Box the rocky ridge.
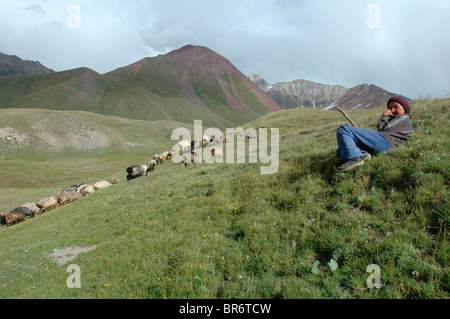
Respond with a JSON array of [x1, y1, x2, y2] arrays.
[[0, 52, 55, 76], [250, 74, 395, 110]]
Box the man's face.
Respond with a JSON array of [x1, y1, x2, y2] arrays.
[[388, 101, 406, 116]]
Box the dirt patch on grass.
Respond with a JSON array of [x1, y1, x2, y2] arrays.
[[29, 113, 112, 152], [46, 245, 98, 266], [0, 127, 29, 151], [1, 113, 112, 153]]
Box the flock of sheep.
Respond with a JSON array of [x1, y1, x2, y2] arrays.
[[0, 179, 117, 227], [126, 134, 226, 180], [1, 134, 225, 228]]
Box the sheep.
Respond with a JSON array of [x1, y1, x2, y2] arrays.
[[56, 186, 78, 205], [191, 139, 202, 150], [159, 153, 167, 164], [146, 160, 156, 172], [171, 140, 191, 158], [126, 165, 147, 181], [79, 185, 95, 196], [183, 151, 199, 168], [219, 134, 228, 143], [153, 154, 161, 164], [202, 135, 210, 147], [67, 191, 83, 203], [18, 207, 35, 218], [37, 196, 58, 213], [111, 177, 120, 184], [21, 202, 41, 214], [1, 207, 33, 226], [76, 183, 88, 192], [93, 181, 112, 189], [211, 145, 224, 161]]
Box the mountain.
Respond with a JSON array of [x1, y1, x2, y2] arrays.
[[326, 83, 394, 111], [0, 67, 108, 113], [0, 46, 282, 128], [268, 78, 347, 109], [249, 74, 394, 111], [248, 74, 272, 91], [0, 52, 55, 76], [103, 45, 282, 127]]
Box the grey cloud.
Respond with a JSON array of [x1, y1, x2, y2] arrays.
[[19, 3, 46, 14], [1, 0, 449, 98]]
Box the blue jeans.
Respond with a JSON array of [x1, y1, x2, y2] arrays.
[[336, 125, 391, 160]]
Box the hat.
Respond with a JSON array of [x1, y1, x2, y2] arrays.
[[387, 95, 410, 113]]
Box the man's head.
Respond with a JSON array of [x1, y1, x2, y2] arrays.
[[387, 95, 410, 114]]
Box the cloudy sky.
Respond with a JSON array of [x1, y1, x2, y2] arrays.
[[1, 0, 449, 99]]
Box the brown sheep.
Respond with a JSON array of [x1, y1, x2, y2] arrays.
[[67, 192, 83, 203], [1, 207, 32, 226], [56, 186, 78, 205], [37, 196, 58, 213]]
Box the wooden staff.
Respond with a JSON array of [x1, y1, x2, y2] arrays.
[[336, 106, 358, 127]]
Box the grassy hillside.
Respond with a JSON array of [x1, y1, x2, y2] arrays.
[[0, 108, 192, 213], [0, 99, 448, 299], [0, 68, 108, 112]]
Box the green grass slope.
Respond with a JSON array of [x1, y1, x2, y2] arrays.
[[0, 108, 192, 213], [0, 68, 108, 112], [0, 99, 448, 299]]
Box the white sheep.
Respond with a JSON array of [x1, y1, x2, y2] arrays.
[[211, 145, 224, 161], [78, 184, 95, 196], [202, 135, 210, 147], [147, 160, 157, 172], [171, 140, 191, 158], [93, 181, 112, 190], [21, 202, 41, 214], [37, 196, 58, 213], [153, 154, 161, 164]]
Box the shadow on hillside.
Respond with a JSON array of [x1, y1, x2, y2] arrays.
[[282, 150, 340, 185], [308, 152, 340, 183]]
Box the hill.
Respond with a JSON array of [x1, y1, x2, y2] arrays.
[[0, 52, 54, 76], [0, 108, 191, 212], [0, 98, 448, 299], [0, 46, 282, 129], [249, 74, 394, 110]]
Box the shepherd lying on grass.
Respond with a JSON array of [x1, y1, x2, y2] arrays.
[[336, 95, 414, 171]]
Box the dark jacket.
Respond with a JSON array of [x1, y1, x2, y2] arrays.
[[376, 114, 414, 148]]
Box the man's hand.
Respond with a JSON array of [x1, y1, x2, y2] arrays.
[[383, 109, 394, 117]]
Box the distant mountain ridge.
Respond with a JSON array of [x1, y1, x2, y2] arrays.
[[0, 46, 282, 128], [249, 74, 395, 111], [329, 83, 395, 111], [0, 52, 55, 76]]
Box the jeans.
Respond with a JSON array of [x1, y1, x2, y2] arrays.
[[336, 125, 391, 160]]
